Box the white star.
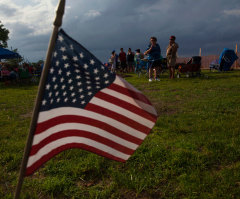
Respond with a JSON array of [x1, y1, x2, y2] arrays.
[[87, 86, 91, 90], [42, 99, 47, 105], [50, 99, 54, 104], [79, 88, 83, 92], [85, 72, 90, 75], [57, 98, 60, 102], [64, 98, 68, 102], [76, 75, 81, 79], [80, 95, 84, 99], [95, 77, 100, 81], [72, 98, 77, 103], [105, 80, 109, 84], [70, 86, 74, 90], [96, 86, 100, 89], [74, 64, 78, 67], [58, 69, 62, 75], [48, 92, 52, 97], [66, 71, 71, 76], [50, 68, 54, 74], [75, 69, 80, 73], [54, 84, 58, 89], [96, 82, 100, 85], [101, 66, 104, 70], [70, 45, 74, 50], [60, 77, 64, 82], [58, 35, 64, 42], [79, 52, 84, 58], [53, 51, 57, 57], [104, 73, 109, 78], [61, 85, 66, 90], [88, 92, 92, 96], [86, 76, 90, 79], [71, 93, 75, 97], [60, 47, 66, 52], [55, 91, 59, 96], [64, 63, 70, 68], [68, 79, 73, 84], [63, 91, 67, 96], [52, 76, 57, 82], [90, 59, 95, 65], [86, 81, 91, 84], [83, 64, 88, 69], [73, 56, 78, 61], [62, 55, 68, 60], [81, 100, 85, 104], [56, 61, 59, 66], [46, 84, 50, 90], [77, 82, 82, 86], [94, 68, 99, 74]]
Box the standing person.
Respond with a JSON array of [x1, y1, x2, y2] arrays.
[[110, 50, 117, 73], [144, 36, 161, 82], [127, 48, 135, 72], [119, 48, 127, 73], [166, 35, 179, 79], [134, 49, 144, 73]]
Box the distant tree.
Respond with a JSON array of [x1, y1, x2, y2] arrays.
[[0, 21, 9, 48]]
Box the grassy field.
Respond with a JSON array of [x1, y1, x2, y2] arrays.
[[1, 71, 240, 199]]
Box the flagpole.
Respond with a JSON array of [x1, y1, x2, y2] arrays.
[[14, 1, 66, 198]]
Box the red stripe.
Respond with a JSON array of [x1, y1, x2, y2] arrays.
[[94, 92, 157, 122], [35, 115, 143, 145], [25, 143, 126, 176], [108, 83, 152, 105], [86, 103, 151, 134], [30, 130, 134, 156]]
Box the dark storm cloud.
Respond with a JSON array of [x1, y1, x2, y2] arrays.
[[61, 0, 240, 61], [4, 0, 240, 62]]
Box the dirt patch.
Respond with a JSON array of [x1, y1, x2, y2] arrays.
[[20, 111, 32, 118], [152, 101, 178, 116]]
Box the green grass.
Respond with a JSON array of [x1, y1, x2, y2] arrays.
[[1, 71, 240, 199]]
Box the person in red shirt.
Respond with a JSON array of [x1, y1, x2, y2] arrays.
[[119, 48, 127, 73]]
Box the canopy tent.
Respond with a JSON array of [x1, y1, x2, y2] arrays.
[[0, 47, 21, 59]]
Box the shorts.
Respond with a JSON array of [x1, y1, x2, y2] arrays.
[[148, 59, 161, 69], [167, 56, 177, 67], [120, 61, 127, 69]]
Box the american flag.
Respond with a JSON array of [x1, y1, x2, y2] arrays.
[[25, 29, 157, 176]]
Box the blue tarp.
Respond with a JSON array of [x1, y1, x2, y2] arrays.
[[219, 48, 238, 71], [0, 47, 20, 59]]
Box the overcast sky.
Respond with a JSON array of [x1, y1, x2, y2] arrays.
[[0, 0, 240, 62]]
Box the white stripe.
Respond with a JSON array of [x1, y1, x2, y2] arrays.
[[114, 75, 141, 94], [100, 88, 157, 116], [38, 107, 147, 139], [90, 97, 155, 128], [33, 123, 138, 150], [27, 137, 130, 168]]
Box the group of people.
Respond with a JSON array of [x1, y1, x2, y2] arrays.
[[110, 35, 179, 81], [0, 62, 41, 84]]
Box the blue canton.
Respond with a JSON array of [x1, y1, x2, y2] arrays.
[[40, 29, 116, 111]]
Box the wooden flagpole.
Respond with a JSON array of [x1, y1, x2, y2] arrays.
[[14, 0, 66, 198]]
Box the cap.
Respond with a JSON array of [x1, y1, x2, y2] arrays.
[[170, 35, 176, 41]]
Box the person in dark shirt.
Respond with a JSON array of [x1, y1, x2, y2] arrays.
[[127, 48, 135, 72], [119, 48, 127, 73], [144, 37, 161, 81]]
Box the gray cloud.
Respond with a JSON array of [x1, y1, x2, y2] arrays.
[[0, 4, 18, 17], [4, 0, 240, 62]]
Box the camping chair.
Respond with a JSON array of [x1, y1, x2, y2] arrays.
[[209, 48, 238, 72]]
